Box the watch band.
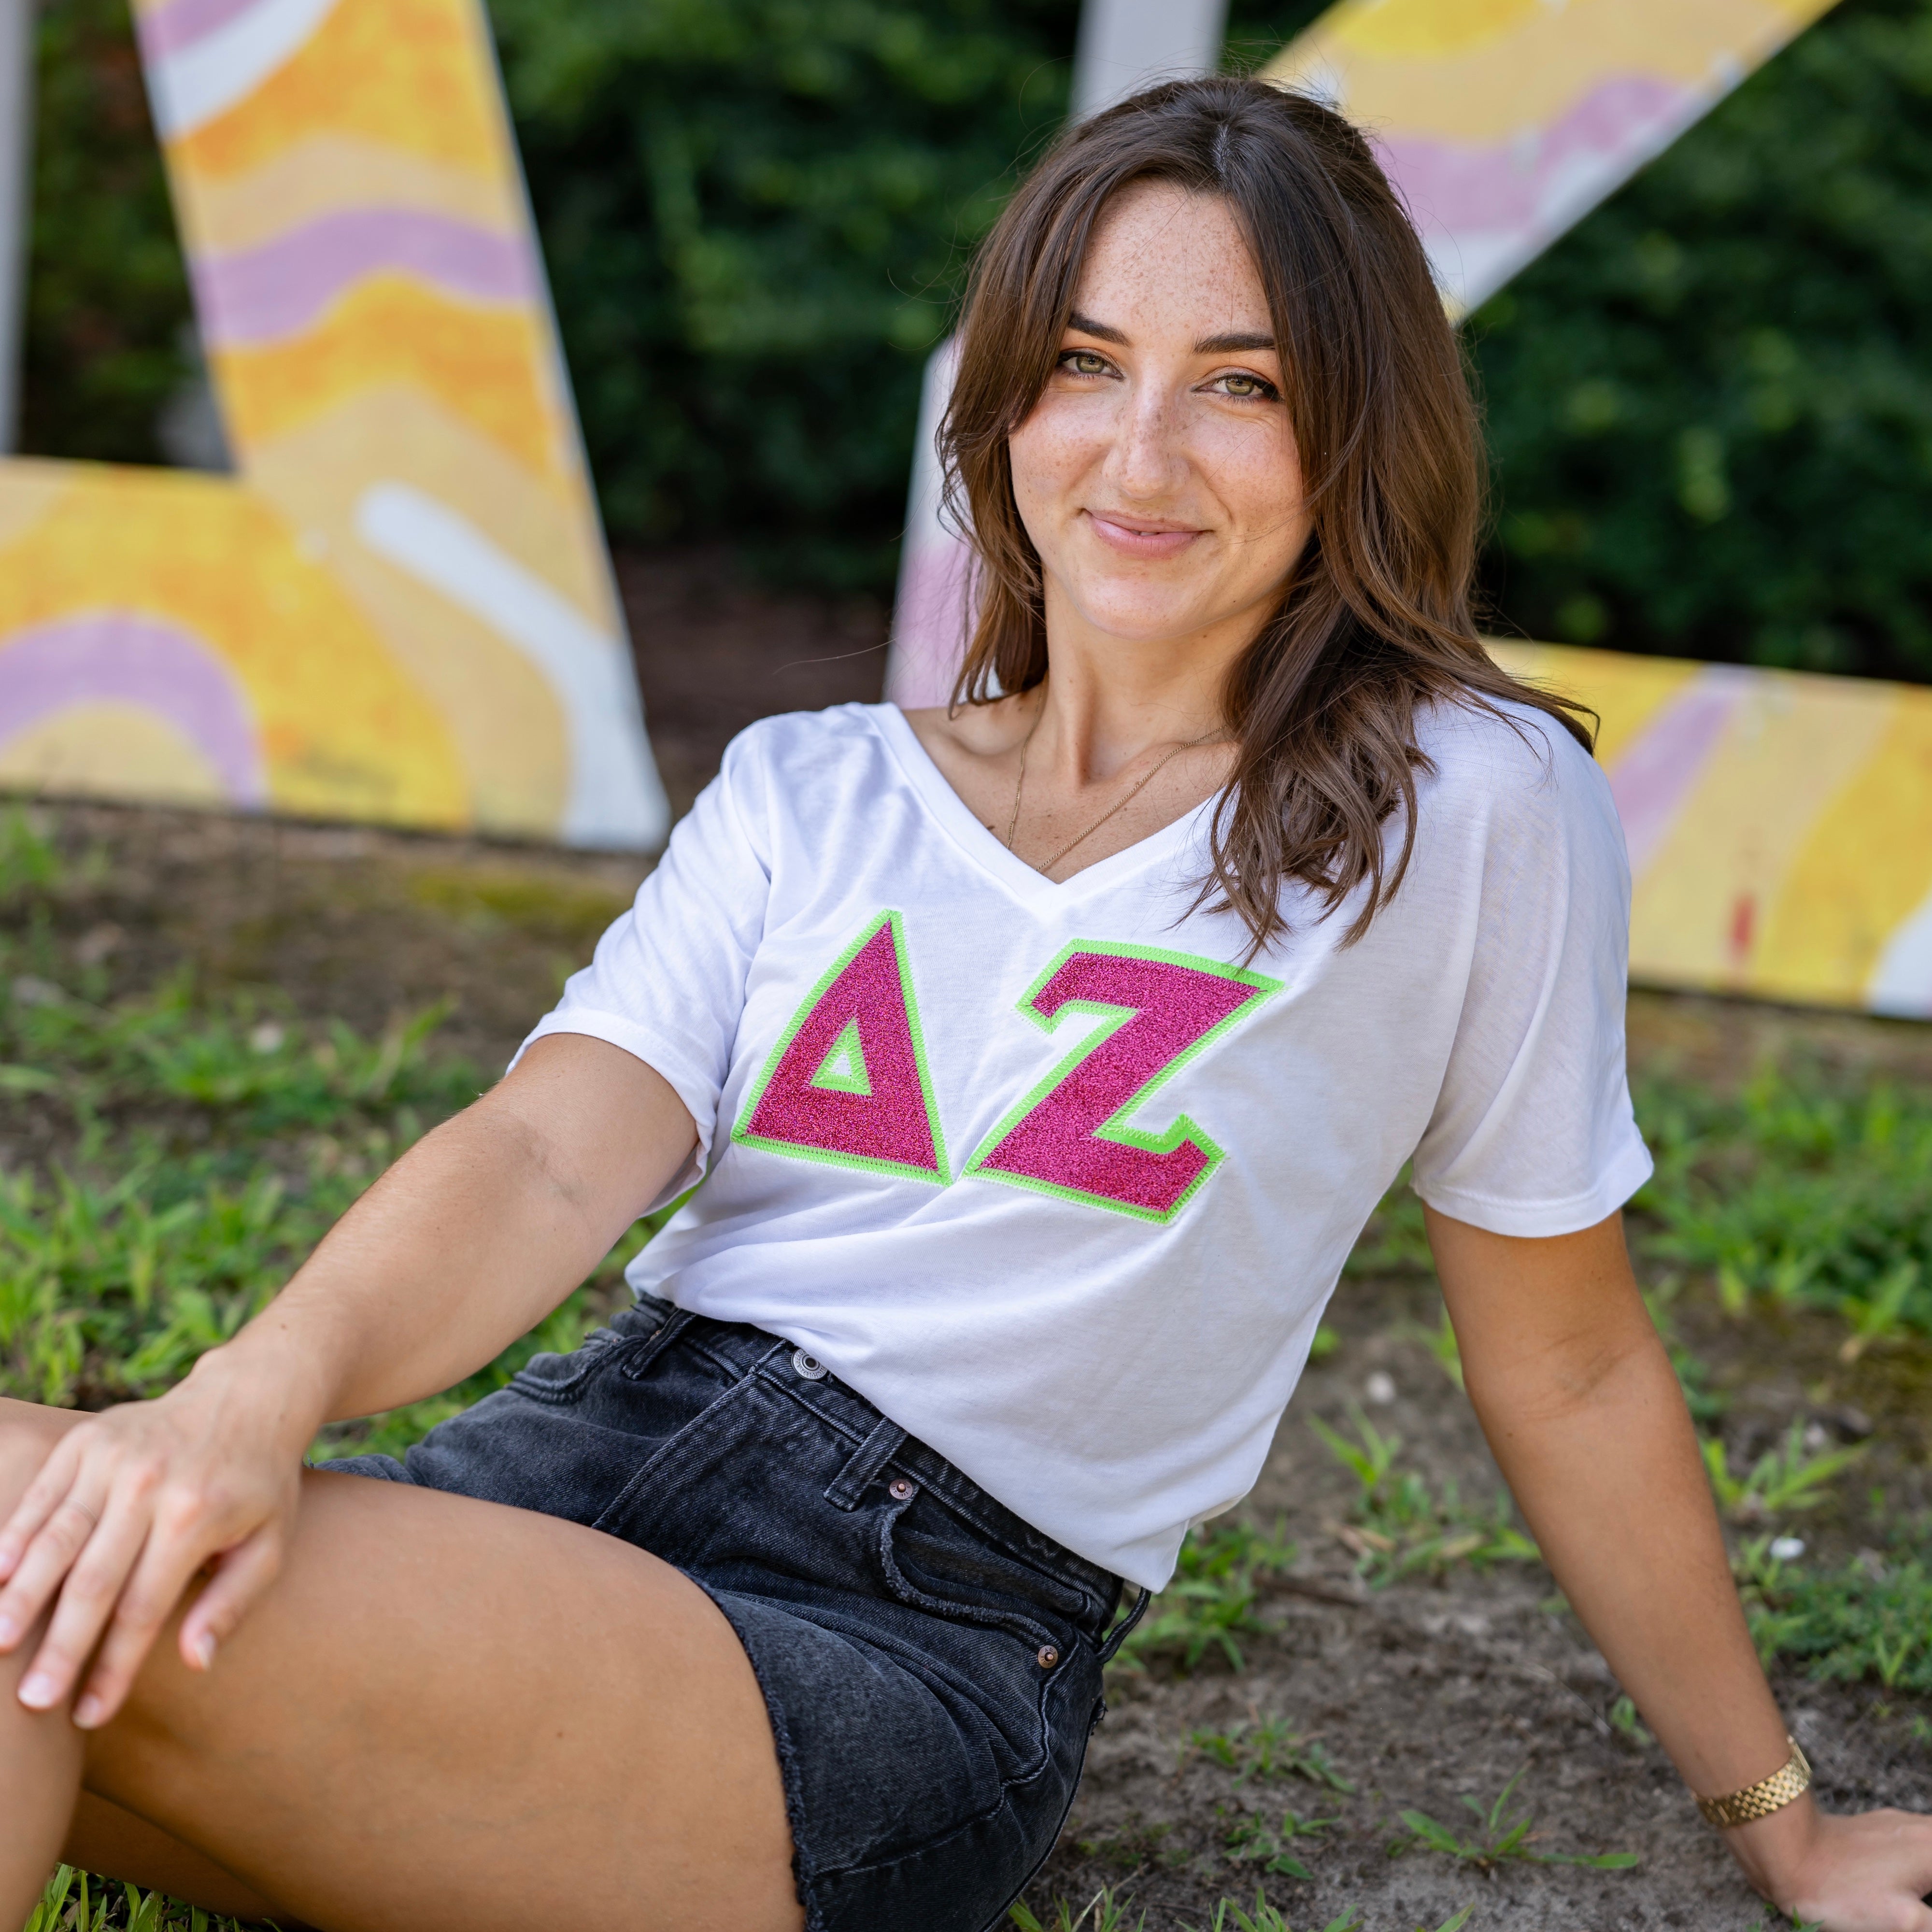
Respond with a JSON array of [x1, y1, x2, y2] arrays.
[[1696, 1736, 1813, 1829]]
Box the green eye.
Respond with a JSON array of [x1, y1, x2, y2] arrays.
[[1219, 373, 1270, 398], [1064, 351, 1111, 376]]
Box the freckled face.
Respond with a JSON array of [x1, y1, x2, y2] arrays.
[[1007, 181, 1311, 653]]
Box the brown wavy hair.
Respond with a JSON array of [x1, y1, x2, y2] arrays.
[[939, 75, 1592, 950]]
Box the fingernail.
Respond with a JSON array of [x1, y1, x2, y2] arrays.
[[192, 1632, 217, 1671], [18, 1672, 60, 1710], [73, 1695, 103, 1729], [0, 1617, 17, 1648]]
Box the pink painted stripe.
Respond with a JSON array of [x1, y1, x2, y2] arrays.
[[1377, 74, 1696, 234], [1607, 666, 1750, 874], [0, 614, 267, 805], [137, 0, 262, 59], [192, 208, 535, 348], [886, 533, 974, 709]]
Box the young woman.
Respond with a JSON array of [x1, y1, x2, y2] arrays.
[[1, 76, 1929, 1932]]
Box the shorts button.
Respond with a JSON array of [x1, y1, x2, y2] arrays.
[[888, 1477, 916, 1501], [791, 1350, 828, 1381], [1037, 1645, 1060, 1670]]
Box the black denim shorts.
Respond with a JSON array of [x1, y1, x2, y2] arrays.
[[327, 1295, 1140, 1932]]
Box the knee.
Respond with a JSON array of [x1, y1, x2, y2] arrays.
[[0, 1400, 80, 1515]]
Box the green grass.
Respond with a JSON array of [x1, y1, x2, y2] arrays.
[[1738, 1535, 1932, 1696], [7, 807, 1931, 1930], [1223, 1806, 1339, 1883], [1700, 1421, 1867, 1527], [1188, 1718, 1355, 1793], [1110, 1519, 1299, 1676], [1186, 1898, 1363, 1932], [1392, 1768, 1639, 1874], [1308, 1409, 1539, 1589], [23, 1869, 247, 1932], [1634, 1068, 1932, 1341], [1009, 1889, 1146, 1932], [1181, 1898, 1473, 1932], [1350, 1067, 1932, 1362], [0, 811, 653, 1454]]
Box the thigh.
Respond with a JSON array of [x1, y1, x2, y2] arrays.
[[84, 1468, 802, 1932], [64, 1794, 293, 1923]]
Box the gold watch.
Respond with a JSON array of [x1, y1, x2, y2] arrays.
[[1695, 1736, 1813, 1830]]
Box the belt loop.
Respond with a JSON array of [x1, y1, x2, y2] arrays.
[[1095, 1586, 1152, 1666], [824, 1416, 910, 1510], [619, 1307, 694, 1381]]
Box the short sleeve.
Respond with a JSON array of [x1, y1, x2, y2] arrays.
[[1408, 716, 1653, 1237], [515, 726, 773, 1207]]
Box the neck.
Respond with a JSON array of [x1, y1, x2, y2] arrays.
[[1022, 578, 1253, 784]]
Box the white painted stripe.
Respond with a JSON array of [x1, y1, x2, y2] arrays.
[[1869, 883, 1932, 1018], [355, 482, 668, 850], [144, 0, 340, 141]]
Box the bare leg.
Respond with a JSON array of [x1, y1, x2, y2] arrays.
[[64, 1795, 294, 1921], [0, 1408, 803, 1932], [0, 1407, 86, 1909]]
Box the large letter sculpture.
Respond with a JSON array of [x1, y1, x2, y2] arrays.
[[882, 0, 1932, 1021], [0, 0, 668, 849]]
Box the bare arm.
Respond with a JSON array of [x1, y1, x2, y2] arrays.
[[0, 1035, 696, 1727], [216, 1033, 698, 1426], [1429, 1206, 1932, 1929]]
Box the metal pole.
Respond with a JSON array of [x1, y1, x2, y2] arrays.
[[0, 0, 31, 453], [883, 0, 1230, 704], [1070, 0, 1229, 122]]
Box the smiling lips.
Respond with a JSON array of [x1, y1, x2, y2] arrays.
[[1085, 511, 1205, 560]]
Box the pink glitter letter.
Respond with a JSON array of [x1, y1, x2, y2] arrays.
[[733, 912, 950, 1182], [966, 944, 1279, 1222]]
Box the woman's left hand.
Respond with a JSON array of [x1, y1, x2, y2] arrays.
[[1733, 1802, 1932, 1932]]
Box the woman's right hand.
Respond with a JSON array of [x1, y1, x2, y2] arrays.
[[0, 1350, 319, 1729]]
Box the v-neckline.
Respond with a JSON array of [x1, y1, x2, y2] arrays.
[[867, 703, 1218, 908]]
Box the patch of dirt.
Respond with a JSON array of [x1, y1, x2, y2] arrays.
[[1034, 1272, 1932, 1930], [7, 550, 1931, 1928]]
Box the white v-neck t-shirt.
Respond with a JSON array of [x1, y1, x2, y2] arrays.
[[521, 698, 1650, 1588]]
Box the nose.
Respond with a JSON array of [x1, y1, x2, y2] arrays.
[[1102, 377, 1189, 503]]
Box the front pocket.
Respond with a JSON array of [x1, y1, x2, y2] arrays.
[[875, 1493, 1065, 1655], [506, 1327, 627, 1405]]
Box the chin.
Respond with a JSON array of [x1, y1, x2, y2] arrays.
[[1069, 592, 1211, 646]]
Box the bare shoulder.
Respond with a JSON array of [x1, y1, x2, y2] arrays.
[[899, 697, 1029, 787], [899, 698, 1027, 764], [898, 696, 1032, 840]]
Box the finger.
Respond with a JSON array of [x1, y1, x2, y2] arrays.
[[14, 1486, 154, 1715], [0, 1482, 111, 1659], [176, 1524, 284, 1674], [76, 1520, 281, 1731], [0, 1427, 86, 1585]]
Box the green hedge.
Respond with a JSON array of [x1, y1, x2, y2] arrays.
[[1469, 0, 1932, 680], [18, 0, 1932, 672]]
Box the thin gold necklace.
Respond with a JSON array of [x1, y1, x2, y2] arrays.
[[1003, 705, 1225, 875]]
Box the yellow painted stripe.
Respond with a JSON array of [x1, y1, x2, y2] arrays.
[[170, 0, 505, 182], [0, 466, 468, 827], [175, 134, 515, 257], [1754, 689, 1932, 1006], [210, 279, 563, 476], [1626, 670, 1894, 995], [1268, 0, 1841, 145], [0, 462, 74, 554]]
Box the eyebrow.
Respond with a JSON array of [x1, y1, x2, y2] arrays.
[[1194, 330, 1277, 355], [1065, 312, 1277, 356], [1066, 310, 1128, 344]]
